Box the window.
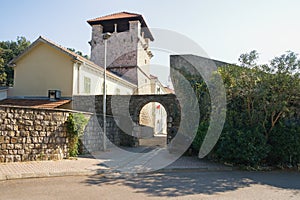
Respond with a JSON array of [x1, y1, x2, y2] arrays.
[[84, 77, 91, 94], [115, 88, 120, 95]]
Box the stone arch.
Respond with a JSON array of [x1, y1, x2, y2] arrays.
[[128, 94, 181, 144], [75, 94, 181, 149]]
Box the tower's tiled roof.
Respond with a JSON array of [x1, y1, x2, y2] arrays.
[[87, 12, 141, 23], [87, 11, 154, 41]]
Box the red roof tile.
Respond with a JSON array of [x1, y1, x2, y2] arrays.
[[0, 99, 71, 109], [87, 12, 141, 23], [87, 11, 154, 41]]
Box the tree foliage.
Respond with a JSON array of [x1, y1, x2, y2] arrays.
[[191, 50, 300, 167], [0, 36, 31, 86], [66, 113, 89, 157], [67, 48, 89, 59]]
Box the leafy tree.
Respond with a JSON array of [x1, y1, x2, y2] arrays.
[[0, 57, 6, 84], [191, 50, 300, 167], [0, 36, 31, 86], [67, 48, 89, 59]]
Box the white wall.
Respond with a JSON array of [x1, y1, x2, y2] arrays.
[[74, 62, 135, 96]]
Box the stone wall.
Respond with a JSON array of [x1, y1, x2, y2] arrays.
[[73, 94, 180, 153], [73, 95, 139, 154], [0, 105, 71, 163]]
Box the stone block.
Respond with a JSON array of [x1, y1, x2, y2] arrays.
[[17, 149, 24, 155], [0, 136, 4, 143], [43, 137, 49, 144], [35, 125, 43, 131], [40, 131, 46, 137], [6, 124, 13, 130], [32, 137, 38, 144], [15, 131, 20, 137], [10, 137, 18, 144], [1, 110, 7, 118], [0, 150, 8, 155], [36, 115, 44, 120], [30, 131, 39, 137], [0, 155, 5, 162], [7, 144, 14, 149], [8, 131, 15, 137], [9, 149, 18, 154], [14, 155, 21, 162], [5, 155, 14, 162], [26, 137, 32, 144], [20, 131, 30, 137], [38, 137, 43, 143], [14, 144, 22, 149], [42, 121, 50, 126], [22, 154, 29, 161], [50, 121, 57, 126], [14, 113, 21, 119], [25, 120, 33, 126], [7, 113, 14, 119]]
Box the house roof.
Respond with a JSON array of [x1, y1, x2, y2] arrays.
[[8, 36, 94, 67], [0, 99, 71, 109], [87, 11, 154, 41], [88, 12, 140, 22], [8, 36, 137, 88]]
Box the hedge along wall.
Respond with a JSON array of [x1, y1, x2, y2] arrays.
[[0, 105, 75, 162]]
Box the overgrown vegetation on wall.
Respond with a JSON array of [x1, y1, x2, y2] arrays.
[[66, 113, 89, 157], [191, 50, 300, 168]]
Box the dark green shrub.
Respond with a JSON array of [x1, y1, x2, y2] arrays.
[[268, 121, 300, 166], [66, 113, 89, 157], [191, 122, 209, 153], [215, 128, 270, 167]]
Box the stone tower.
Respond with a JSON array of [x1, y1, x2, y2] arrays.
[[87, 12, 154, 94]]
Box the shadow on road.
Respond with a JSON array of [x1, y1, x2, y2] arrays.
[[83, 171, 300, 197]]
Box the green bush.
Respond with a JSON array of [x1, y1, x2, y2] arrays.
[[191, 122, 209, 153], [66, 113, 89, 157], [267, 121, 300, 166], [189, 50, 300, 168], [215, 128, 270, 166]]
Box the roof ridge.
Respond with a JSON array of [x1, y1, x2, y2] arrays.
[[87, 11, 141, 23], [38, 36, 95, 65], [102, 11, 140, 18]]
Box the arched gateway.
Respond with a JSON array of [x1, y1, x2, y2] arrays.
[[73, 94, 181, 152]]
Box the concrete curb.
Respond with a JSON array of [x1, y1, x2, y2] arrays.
[[0, 166, 235, 181], [154, 166, 233, 173], [0, 170, 107, 181]]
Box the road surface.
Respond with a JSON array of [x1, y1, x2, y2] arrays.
[[0, 171, 299, 200]]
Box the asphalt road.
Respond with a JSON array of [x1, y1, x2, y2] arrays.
[[0, 171, 299, 200]]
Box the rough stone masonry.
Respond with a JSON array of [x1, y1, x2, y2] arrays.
[[0, 105, 71, 162]]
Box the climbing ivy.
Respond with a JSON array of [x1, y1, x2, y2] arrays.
[[66, 113, 89, 157]]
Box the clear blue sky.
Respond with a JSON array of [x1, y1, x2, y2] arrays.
[[1, 0, 300, 85]]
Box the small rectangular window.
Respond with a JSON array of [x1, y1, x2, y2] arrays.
[[84, 77, 91, 94], [116, 88, 120, 95]]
